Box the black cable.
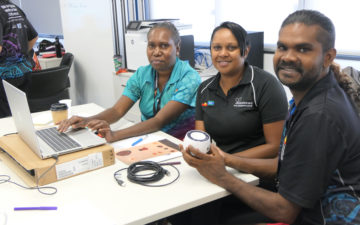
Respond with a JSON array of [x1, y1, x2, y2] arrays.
[[128, 161, 167, 184], [114, 161, 180, 187], [35, 155, 59, 195], [0, 155, 58, 195]]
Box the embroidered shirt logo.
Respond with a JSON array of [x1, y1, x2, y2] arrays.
[[234, 97, 253, 108], [202, 100, 215, 107]]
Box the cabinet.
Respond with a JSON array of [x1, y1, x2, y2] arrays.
[[112, 72, 141, 123]]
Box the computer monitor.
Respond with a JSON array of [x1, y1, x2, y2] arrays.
[[179, 35, 195, 68], [247, 31, 264, 69]]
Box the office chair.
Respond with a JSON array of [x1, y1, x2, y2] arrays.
[[27, 53, 74, 113]]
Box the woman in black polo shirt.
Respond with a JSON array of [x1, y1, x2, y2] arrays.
[[196, 21, 288, 159], [169, 21, 289, 225]]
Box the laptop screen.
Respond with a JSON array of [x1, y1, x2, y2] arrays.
[[2, 80, 43, 157]]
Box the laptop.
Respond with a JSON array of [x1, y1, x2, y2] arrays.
[[2, 80, 106, 159]]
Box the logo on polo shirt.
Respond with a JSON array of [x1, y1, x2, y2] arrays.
[[201, 100, 215, 107], [234, 97, 253, 108]]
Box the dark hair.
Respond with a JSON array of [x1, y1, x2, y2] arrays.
[[147, 22, 181, 46], [281, 10, 335, 51], [210, 21, 250, 56]]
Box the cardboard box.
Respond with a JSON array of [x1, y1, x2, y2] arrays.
[[0, 134, 114, 186]]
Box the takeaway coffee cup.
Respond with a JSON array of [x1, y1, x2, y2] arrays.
[[59, 99, 72, 116], [50, 103, 68, 124]]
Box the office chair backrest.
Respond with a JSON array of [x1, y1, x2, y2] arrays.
[[27, 52, 74, 112], [60, 52, 74, 68], [27, 66, 71, 98]]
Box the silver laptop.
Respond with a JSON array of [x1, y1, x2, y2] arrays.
[[2, 80, 106, 159]]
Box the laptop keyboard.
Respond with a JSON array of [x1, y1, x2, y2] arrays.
[[36, 127, 81, 152]]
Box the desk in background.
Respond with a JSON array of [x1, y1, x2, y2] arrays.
[[0, 103, 258, 225]]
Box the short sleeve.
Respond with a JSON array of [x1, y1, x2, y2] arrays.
[[172, 71, 201, 107], [278, 113, 345, 208], [25, 19, 38, 40], [17, 6, 37, 40], [257, 75, 288, 123], [122, 70, 142, 103]]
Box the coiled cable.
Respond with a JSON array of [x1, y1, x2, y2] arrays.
[[114, 161, 180, 187]]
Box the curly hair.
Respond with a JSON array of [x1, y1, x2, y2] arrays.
[[331, 63, 360, 115]]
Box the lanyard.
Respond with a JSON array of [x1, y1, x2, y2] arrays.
[[279, 98, 296, 160], [276, 98, 296, 189], [289, 98, 296, 116], [153, 72, 166, 116]]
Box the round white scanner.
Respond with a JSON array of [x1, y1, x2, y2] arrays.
[[183, 130, 211, 154]]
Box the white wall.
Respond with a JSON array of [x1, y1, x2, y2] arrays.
[[11, 0, 20, 6], [59, 0, 116, 108], [15, 0, 63, 36]]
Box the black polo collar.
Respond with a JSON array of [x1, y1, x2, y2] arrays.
[[207, 62, 253, 91], [296, 70, 337, 111]]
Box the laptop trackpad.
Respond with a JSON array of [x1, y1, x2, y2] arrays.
[[67, 129, 106, 147]]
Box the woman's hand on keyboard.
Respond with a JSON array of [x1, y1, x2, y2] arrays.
[[57, 116, 89, 132]]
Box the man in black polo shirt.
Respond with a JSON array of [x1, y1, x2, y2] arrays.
[[182, 10, 360, 224]]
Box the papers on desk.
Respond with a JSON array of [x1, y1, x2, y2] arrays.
[[111, 134, 161, 149], [32, 112, 53, 126], [111, 134, 182, 164], [31, 112, 96, 128]]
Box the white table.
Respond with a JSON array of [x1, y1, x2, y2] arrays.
[[0, 103, 258, 225]]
